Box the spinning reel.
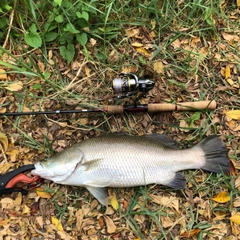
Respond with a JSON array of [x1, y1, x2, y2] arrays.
[[112, 73, 155, 104]]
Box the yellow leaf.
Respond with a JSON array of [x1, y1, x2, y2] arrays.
[[153, 61, 164, 74], [0, 219, 11, 226], [131, 42, 143, 47], [135, 47, 150, 57], [0, 69, 7, 80], [4, 81, 23, 91], [57, 121, 68, 127], [0, 132, 8, 151], [230, 214, 240, 225], [14, 192, 22, 206], [23, 204, 31, 214], [237, 0, 240, 7], [51, 216, 64, 231], [36, 187, 52, 199], [225, 110, 240, 120], [0, 107, 6, 113], [225, 66, 231, 79], [6, 147, 19, 156], [226, 78, 234, 86], [180, 228, 201, 238], [110, 195, 119, 210], [211, 192, 230, 203], [0, 162, 14, 174]]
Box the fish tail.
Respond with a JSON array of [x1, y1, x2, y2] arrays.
[[198, 135, 231, 174]]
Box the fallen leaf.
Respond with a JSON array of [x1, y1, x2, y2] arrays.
[[230, 214, 240, 225], [36, 187, 52, 199], [225, 110, 240, 120], [0, 69, 7, 79], [180, 228, 201, 238], [110, 195, 119, 210], [4, 81, 23, 91], [211, 192, 230, 203], [221, 32, 240, 42], [213, 211, 227, 221], [153, 61, 164, 74], [57, 121, 68, 127], [0, 132, 8, 151], [135, 47, 150, 57], [0, 162, 14, 174], [171, 39, 181, 49], [131, 42, 143, 47], [14, 192, 22, 206], [0, 219, 11, 226], [36, 216, 44, 228], [98, 216, 104, 229], [104, 216, 117, 234], [6, 146, 19, 156], [52, 216, 64, 231], [0, 198, 14, 209], [125, 28, 139, 38], [22, 204, 31, 214], [161, 216, 174, 228], [225, 66, 231, 79], [149, 194, 179, 212], [179, 120, 190, 132], [76, 209, 84, 231], [226, 78, 234, 86]]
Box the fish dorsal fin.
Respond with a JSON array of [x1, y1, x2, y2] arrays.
[[86, 186, 109, 206], [144, 134, 179, 149]]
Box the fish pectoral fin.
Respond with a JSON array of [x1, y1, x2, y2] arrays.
[[81, 158, 103, 171], [86, 186, 109, 206], [164, 172, 186, 189]]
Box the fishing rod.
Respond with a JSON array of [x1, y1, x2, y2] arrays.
[[0, 73, 217, 117]]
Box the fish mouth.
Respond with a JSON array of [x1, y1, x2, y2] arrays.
[[31, 160, 81, 183], [31, 162, 52, 179]]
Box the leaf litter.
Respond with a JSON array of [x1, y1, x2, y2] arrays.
[[0, 2, 240, 240]]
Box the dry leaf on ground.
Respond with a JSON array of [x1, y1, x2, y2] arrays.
[[52, 216, 64, 231], [180, 228, 201, 238], [230, 214, 240, 225], [0, 69, 7, 79], [225, 110, 240, 120], [36, 187, 52, 199], [104, 216, 117, 234], [110, 195, 119, 210], [0, 132, 8, 151], [211, 192, 230, 203], [153, 61, 164, 74]]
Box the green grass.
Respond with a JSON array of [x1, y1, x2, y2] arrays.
[[0, 0, 239, 239]]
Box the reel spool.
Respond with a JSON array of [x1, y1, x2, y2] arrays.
[[112, 73, 155, 100]]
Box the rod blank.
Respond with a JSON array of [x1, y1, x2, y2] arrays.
[[0, 100, 217, 117]]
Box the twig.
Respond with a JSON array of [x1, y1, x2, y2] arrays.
[[2, 9, 15, 49]]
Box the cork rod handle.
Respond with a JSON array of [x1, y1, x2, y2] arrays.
[[148, 100, 217, 112], [106, 100, 217, 114]]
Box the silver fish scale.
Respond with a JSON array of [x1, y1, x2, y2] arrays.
[[72, 135, 198, 188]]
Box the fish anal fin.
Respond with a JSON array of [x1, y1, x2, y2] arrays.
[[83, 179, 112, 188], [164, 172, 186, 189], [86, 186, 109, 206]]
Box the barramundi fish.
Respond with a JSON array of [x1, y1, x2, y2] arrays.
[[31, 134, 231, 205]]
